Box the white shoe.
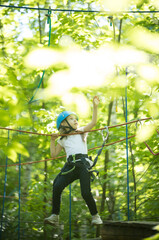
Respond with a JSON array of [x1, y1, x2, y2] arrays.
[[44, 214, 59, 226], [91, 214, 103, 225]]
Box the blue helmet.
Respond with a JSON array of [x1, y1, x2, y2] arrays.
[[56, 111, 78, 130]]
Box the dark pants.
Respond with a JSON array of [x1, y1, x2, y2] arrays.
[[52, 163, 98, 215]]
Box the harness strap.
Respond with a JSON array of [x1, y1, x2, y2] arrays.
[[61, 166, 76, 175], [88, 169, 99, 182], [67, 154, 88, 163]]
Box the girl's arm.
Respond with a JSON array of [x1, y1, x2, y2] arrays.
[[50, 135, 63, 158], [83, 96, 100, 132]]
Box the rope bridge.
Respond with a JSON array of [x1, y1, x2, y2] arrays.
[[0, 117, 153, 168]]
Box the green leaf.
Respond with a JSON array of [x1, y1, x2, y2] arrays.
[[12, 142, 30, 157], [7, 147, 17, 162], [7, 142, 29, 161]]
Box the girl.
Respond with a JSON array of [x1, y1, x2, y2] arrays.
[[44, 96, 103, 226]]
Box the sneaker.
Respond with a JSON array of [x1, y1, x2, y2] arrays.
[[91, 214, 103, 225], [44, 214, 59, 226]]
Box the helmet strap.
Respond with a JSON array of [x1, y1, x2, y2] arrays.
[[60, 119, 76, 139], [65, 118, 76, 131]]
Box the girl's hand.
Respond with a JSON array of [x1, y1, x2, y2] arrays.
[[51, 134, 59, 141], [93, 96, 100, 106]]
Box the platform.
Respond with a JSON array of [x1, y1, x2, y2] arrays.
[[101, 221, 159, 240]]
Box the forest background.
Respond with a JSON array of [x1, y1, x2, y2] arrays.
[[0, 0, 159, 239]]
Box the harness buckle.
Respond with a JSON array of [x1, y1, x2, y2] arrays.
[[72, 154, 76, 163], [101, 126, 109, 141]]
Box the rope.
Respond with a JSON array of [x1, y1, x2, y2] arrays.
[[69, 184, 72, 240], [28, 8, 51, 104], [144, 142, 159, 156], [0, 131, 9, 240], [125, 68, 130, 221], [144, 127, 159, 156], [0, 195, 28, 200], [28, 71, 45, 104], [137, 121, 159, 156], [18, 153, 21, 239], [0, 117, 152, 137], [0, 135, 136, 168], [89, 126, 109, 169], [18, 129, 22, 240], [1, 4, 159, 13]]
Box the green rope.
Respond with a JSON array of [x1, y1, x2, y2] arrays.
[[28, 8, 51, 104], [28, 70, 45, 103]]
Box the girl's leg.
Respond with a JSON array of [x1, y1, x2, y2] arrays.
[[52, 170, 78, 215], [79, 165, 98, 215]]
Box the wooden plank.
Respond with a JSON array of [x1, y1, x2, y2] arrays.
[[101, 221, 159, 240]]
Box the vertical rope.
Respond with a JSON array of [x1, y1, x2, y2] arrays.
[[0, 130, 9, 240], [48, 8, 51, 47], [125, 68, 130, 220], [18, 129, 22, 240], [69, 184, 71, 240], [28, 8, 52, 104]]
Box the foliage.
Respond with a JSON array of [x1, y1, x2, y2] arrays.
[[0, 0, 159, 239]]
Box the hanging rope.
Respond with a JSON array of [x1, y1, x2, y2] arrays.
[[0, 130, 9, 240], [125, 68, 130, 221], [89, 126, 109, 169], [69, 185, 72, 240], [28, 7, 52, 104], [18, 130, 22, 240]]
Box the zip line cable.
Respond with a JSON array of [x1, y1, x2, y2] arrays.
[[1, 4, 159, 13]]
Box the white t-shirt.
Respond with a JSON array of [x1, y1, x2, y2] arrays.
[[58, 127, 88, 158]]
